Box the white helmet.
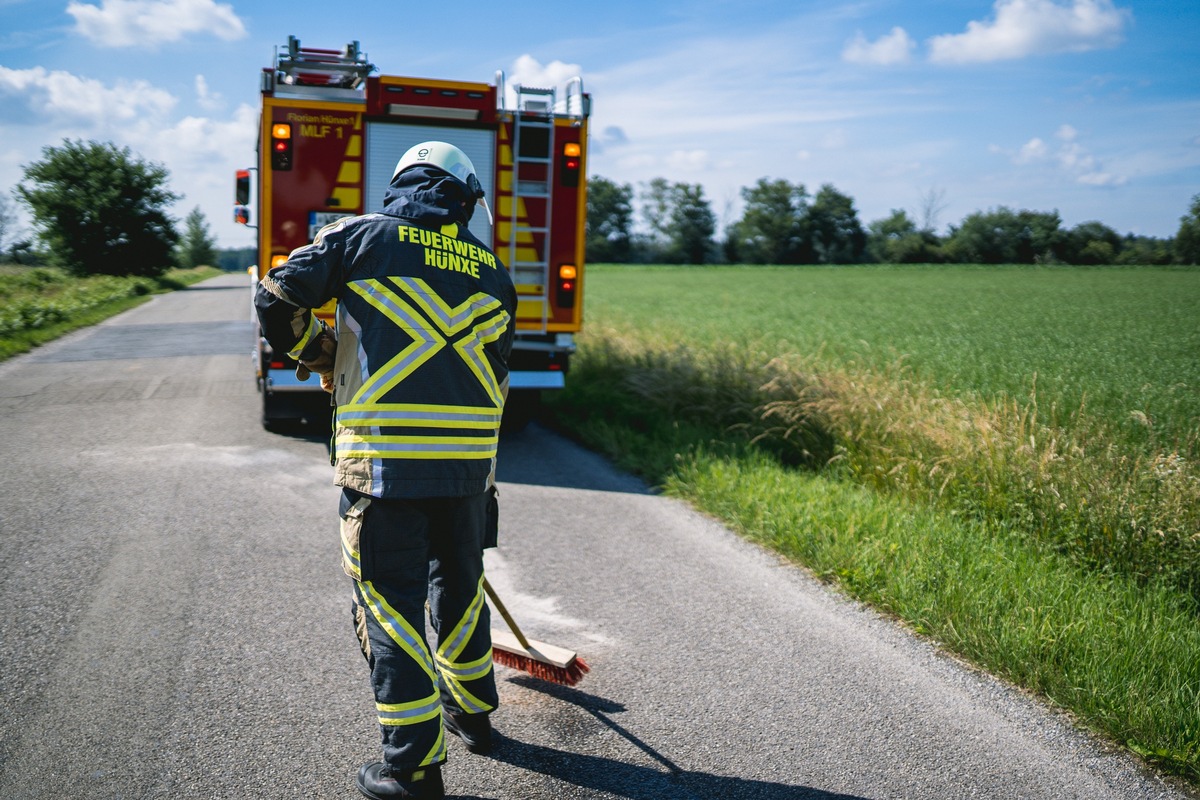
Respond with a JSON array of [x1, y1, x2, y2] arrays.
[[392, 141, 491, 224]]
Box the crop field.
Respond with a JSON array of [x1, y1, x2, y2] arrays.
[[548, 263, 1200, 780], [579, 263, 1199, 455]]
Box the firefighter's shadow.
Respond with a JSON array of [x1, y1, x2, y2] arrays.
[[496, 422, 649, 495], [485, 678, 875, 800]]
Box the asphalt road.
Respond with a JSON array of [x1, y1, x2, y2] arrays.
[[0, 272, 1192, 800]]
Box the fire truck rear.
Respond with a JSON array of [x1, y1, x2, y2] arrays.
[[236, 37, 590, 429]]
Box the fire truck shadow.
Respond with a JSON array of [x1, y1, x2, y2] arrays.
[[489, 678, 872, 800], [497, 422, 649, 495]]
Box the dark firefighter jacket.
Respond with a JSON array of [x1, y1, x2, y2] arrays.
[[254, 166, 517, 499]]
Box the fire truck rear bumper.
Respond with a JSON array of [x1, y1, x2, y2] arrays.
[[266, 369, 322, 391], [509, 371, 565, 390]]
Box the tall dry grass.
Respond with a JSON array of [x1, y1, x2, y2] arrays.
[[579, 325, 1200, 602]]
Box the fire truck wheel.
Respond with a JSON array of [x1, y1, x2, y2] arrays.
[[501, 390, 540, 434]]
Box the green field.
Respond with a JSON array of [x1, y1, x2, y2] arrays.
[[547, 263, 1200, 782], [581, 264, 1200, 454]]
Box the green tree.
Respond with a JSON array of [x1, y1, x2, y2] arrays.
[[1063, 220, 1122, 265], [640, 178, 715, 263], [1116, 235, 1174, 266], [866, 209, 943, 264], [727, 178, 811, 264], [176, 206, 217, 269], [670, 183, 716, 264], [585, 176, 634, 262], [1175, 193, 1200, 265], [809, 183, 866, 264], [17, 139, 179, 277], [946, 207, 1063, 264]]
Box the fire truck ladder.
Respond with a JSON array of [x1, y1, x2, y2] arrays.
[[275, 35, 374, 89], [509, 84, 556, 333]]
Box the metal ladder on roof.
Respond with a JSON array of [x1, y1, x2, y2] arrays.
[[509, 84, 556, 332]]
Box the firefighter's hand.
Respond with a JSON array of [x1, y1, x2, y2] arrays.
[[294, 363, 334, 393], [295, 322, 337, 386]]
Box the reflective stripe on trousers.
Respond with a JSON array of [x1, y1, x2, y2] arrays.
[[348, 489, 497, 770]]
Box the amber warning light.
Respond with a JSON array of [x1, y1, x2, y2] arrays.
[[560, 142, 581, 187], [556, 264, 577, 308], [271, 123, 293, 171]]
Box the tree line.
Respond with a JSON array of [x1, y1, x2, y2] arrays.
[[6, 139, 1197, 274], [587, 175, 1200, 266]]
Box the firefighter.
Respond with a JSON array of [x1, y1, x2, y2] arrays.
[[254, 141, 516, 800]]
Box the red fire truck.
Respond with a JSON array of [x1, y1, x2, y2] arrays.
[[236, 37, 590, 429]]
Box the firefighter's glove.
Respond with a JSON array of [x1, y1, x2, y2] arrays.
[[295, 321, 337, 393]]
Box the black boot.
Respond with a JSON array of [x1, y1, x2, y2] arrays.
[[443, 710, 493, 755], [356, 762, 444, 799]]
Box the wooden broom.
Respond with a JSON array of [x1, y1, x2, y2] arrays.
[[483, 577, 589, 687]]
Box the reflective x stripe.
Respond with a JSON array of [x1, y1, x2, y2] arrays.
[[435, 578, 494, 714], [339, 277, 509, 464], [441, 577, 485, 662], [357, 580, 437, 681], [348, 279, 443, 403]]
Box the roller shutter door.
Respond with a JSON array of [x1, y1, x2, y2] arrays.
[[365, 122, 495, 245]]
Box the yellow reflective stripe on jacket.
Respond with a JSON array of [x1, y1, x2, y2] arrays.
[[348, 280, 444, 403], [338, 403, 501, 430], [346, 277, 509, 409], [336, 433, 498, 460], [396, 277, 502, 338], [455, 313, 509, 407], [287, 312, 322, 359], [376, 689, 442, 727], [358, 580, 437, 682]]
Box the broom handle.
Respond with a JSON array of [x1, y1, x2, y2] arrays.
[[482, 577, 533, 650]]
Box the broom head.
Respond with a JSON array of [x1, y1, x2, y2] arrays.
[[490, 628, 590, 687]]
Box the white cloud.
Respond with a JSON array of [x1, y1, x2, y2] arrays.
[[996, 124, 1126, 186], [506, 54, 585, 112], [843, 27, 915, 66], [928, 0, 1131, 64], [666, 149, 711, 172], [194, 74, 222, 111], [67, 0, 247, 48], [0, 62, 257, 247], [0, 65, 176, 123], [1015, 137, 1049, 163]]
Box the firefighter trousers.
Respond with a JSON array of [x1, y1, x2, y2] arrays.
[[344, 488, 498, 770]]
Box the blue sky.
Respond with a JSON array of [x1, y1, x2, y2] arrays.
[[1, 0, 1197, 248]]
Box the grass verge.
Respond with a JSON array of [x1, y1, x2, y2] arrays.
[[545, 324, 1200, 784], [0, 265, 221, 361]]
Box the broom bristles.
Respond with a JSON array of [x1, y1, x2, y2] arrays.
[[492, 646, 590, 687]]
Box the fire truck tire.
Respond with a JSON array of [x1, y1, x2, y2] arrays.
[[501, 390, 540, 434]]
